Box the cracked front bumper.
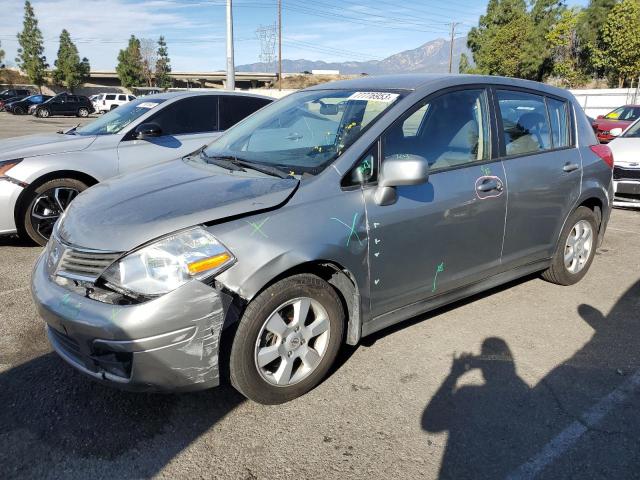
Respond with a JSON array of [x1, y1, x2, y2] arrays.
[[31, 253, 234, 392], [0, 178, 24, 234]]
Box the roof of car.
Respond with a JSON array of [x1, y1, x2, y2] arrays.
[[305, 73, 571, 98], [134, 90, 274, 101]]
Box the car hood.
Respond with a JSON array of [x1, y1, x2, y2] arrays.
[[609, 137, 640, 167], [593, 118, 632, 130], [0, 133, 97, 161], [57, 159, 299, 252]]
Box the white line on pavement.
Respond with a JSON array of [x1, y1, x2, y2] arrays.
[[507, 368, 640, 480]]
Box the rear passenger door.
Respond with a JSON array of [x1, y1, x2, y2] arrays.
[[362, 87, 508, 318], [219, 95, 272, 130], [117, 95, 221, 174], [495, 89, 581, 268]]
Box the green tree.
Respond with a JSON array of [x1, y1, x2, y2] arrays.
[[52, 30, 90, 91], [155, 36, 172, 89], [458, 53, 472, 74], [547, 9, 585, 87], [468, 0, 533, 78], [520, 0, 566, 81], [15, 1, 47, 91], [116, 35, 144, 88], [577, 0, 618, 76], [593, 0, 640, 87], [0, 40, 5, 67]]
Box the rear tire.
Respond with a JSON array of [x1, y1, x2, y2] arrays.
[[19, 178, 88, 246], [37, 108, 50, 118], [14, 106, 25, 115], [542, 206, 598, 286], [230, 274, 344, 404]]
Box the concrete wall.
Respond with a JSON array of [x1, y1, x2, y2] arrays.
[[569, 88, 640, 118]]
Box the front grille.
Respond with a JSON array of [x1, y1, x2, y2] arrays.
[[56, 247, 121, 282], [614, 166, 640, 180]]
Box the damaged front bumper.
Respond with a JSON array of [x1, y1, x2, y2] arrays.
[[31, 253, 234, 392]]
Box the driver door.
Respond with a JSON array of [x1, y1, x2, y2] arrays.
[[117, 96, 222, 174]]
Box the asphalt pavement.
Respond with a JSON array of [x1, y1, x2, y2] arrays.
[[1, 112, 639, 479]]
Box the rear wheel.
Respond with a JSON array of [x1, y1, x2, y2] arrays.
[[14, 106, 25, 115], [37, 108, 50, 118], [230, 274, 344, 404], [542, 206, 598, 285], [20, 178, 88, 246]]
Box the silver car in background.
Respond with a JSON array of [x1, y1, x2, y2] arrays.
[[0, 91, 272, 245], [607, 121, 640, 208]]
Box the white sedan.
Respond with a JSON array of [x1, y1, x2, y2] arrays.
[[608, 122, 640, 208]]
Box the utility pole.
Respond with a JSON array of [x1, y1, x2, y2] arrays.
[[278, 0, 282, 90], [448, 22, 460, 74], [226, 0, 235, 90]]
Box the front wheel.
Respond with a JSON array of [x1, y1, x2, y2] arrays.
[[230, 274, 344, 404], [13, 106, 25, 115], [542, 206, 598, 285], [77, 107, 89, 117], [37, 108, 50, 118], [20, 178, 88, 246]]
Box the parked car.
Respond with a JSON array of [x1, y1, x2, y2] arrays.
[[606, 120, 640, 208], [93, 93, 136, 113], [33, 93, 94, 118], [0, 88, 31, 101], [0, 94, 30, 111], [4, 94, 52, 115], [0, 91, 273, 245], [592, 105, 640, 143], [29, 75, 613, 404]]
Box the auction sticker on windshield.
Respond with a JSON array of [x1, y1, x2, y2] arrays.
[[137, 102, 161, 109], [347, 92, 399, 102]]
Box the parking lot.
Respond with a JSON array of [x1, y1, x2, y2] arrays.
[[1, 111, 640, 479]]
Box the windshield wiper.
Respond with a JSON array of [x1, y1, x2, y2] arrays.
[[231, 158, 292, 179], [200, 152, 245, 172], [57, 124, 80, 135]]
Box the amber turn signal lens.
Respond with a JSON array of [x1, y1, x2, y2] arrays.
[[0, 159, 23, 176], [187, 253, 231, 275]]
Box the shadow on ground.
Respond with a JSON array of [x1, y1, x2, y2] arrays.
[[421, 280, 640, 479]]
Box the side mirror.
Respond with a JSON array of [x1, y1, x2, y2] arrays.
[[135, 123, 162, 140], [610, 127, 623, 137], [597, 115, 604, 119], [374, 154, 429, 206]]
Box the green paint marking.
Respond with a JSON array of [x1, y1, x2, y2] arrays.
[[111, 307, 122, 322], [432, 262, 445, 292], [331, 213, 363, 247], [245, 217, 270, 238], [481, 165, 492, 176]]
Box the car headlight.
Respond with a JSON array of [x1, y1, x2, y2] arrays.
[[101, 227, 235, 297], [0, 158, 23, 176]]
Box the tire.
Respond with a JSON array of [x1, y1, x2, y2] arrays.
[[14, 106, 25, 115], [77, 107, 89, 117], [37, 108, 50, 118], [19, 178, 88, 246], [230, 274, 344, 404], [542, 206, 599, 286]]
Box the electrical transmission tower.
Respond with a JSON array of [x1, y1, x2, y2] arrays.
[[256, 23, 277, 72]]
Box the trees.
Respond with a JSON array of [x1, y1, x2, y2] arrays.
[[547, 9, 584, 87], [521, 0, 566, 81], [0, 41, 5, 67], [140, 38, 157, 87], [116, 35, 144, 88], [458, 53, 472, 74], [52, 30, 90, 92], [16, 1, 47, 91], [593, 0, 640, 87], [155, 36, 172, 89], [467, 0, 533, 78]]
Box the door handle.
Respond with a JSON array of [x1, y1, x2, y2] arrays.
[[563, 162, 579, 173], [476, 178, 503, 192]]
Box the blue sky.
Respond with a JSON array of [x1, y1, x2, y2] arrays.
[[0, 0, 589, 72]]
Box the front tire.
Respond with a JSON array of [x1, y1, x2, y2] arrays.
[[37, 108, 50, 118], [14, 106, 25, 115], [230, 274, 344, 404], [542, 206, 598, 285], [77, 107, 89, 117], [20, 178, 88, 246]]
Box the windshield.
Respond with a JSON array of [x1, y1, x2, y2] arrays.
[[622, 119, 640, 138], [202, 89, 402, 174], [75, 97, 166, 135], [604, 106, 640, 121]]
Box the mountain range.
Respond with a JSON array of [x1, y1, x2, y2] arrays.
[[237, 36, 472, 75]]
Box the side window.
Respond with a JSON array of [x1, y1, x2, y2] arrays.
[[106, 94, 116, 101], [497, 90, 551, 156], [219, 96, 272, 130], [128, 95, 135, 101], [148, 96, 218, 136], [118, 95, 127, 101], [343, 144, 379, 187], [382, 89, 490, 171], [546, 98, 570, 148], [67, 96, 78, 103]]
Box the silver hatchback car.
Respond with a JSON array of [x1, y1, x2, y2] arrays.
[[32, 75, 613, 404]]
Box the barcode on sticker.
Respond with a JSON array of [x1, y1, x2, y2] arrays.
[[347, 92, 399, 103]]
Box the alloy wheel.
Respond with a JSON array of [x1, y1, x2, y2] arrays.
[[564, 219, 593, 274], [30, 187, 79, 239], [254, 297, 331, 387]]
